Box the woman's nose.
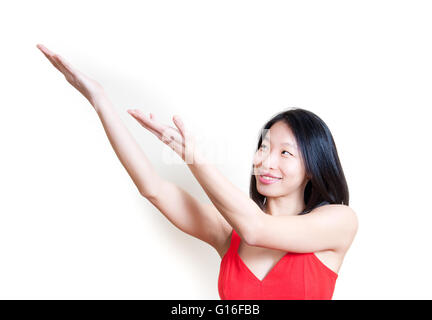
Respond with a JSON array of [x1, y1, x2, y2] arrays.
[[262, 150, 278, 169]]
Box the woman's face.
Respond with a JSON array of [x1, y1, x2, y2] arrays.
[[253, 120, 309, 198]]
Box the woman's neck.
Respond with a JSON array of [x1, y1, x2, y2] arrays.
[[264, 193, 305, 216]]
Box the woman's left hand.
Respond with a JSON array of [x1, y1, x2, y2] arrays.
[[128, 109, 202, 164], [36, 44, 105, 107]]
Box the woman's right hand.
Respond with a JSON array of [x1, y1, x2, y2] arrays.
[[37, 44, 105, 107]]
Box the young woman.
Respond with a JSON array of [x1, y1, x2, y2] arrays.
[[37, 44, 358, 300]]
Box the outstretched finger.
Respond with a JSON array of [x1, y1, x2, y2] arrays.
[[127, 110, 162, 139], [37, 44, 55, 56], [172, 115, 187, 139], [132, 109, 173, 137], [37, 44, 77, 77], [53, 53, 76, 74], [37, 44, 63, 70]]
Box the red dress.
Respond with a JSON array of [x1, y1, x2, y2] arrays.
[[218, 229, 338, 300]]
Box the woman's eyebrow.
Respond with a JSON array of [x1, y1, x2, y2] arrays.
[[263, 139, 296, 148], [262, 136, 295, 147], [281, 142, 296, 147]]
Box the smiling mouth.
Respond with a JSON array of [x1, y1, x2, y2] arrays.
[[258, 175, 282, 183]]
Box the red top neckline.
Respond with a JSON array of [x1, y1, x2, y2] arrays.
[[218, 228, 339, 300]]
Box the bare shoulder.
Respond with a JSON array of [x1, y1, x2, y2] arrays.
[[310, 204, 359, 252], [311, 204, 358, 228]]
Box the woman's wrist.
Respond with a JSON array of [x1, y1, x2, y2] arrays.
[[187, 148, 208, 166], [90, 91, 112, 112]]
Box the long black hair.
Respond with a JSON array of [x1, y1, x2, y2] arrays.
[[249, 108, 349, 215]]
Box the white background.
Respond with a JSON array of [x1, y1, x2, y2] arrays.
[[0, 0, 431, 299]]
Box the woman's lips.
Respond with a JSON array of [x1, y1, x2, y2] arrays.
[[258, 175, 282, 185]]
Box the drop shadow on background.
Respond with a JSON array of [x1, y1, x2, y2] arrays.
[[105, 76, 223, 299]]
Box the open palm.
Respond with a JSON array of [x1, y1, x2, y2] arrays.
[[127, 110, 201, 164], [37, 44, 104, 106]]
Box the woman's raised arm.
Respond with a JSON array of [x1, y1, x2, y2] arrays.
[[36, 44, 233, 256], [36, 44, 160, 197]]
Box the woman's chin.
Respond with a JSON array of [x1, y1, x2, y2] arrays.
[[257, 187, 278, 197]]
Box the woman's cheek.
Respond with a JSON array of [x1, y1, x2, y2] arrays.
[[280, 166, 300, 183], [253, 152, 263, 166]]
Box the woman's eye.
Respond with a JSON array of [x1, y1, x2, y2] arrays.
[[260, 145, 291, 156]]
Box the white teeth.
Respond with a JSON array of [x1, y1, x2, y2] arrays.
[[261, 175, 281, 181]]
